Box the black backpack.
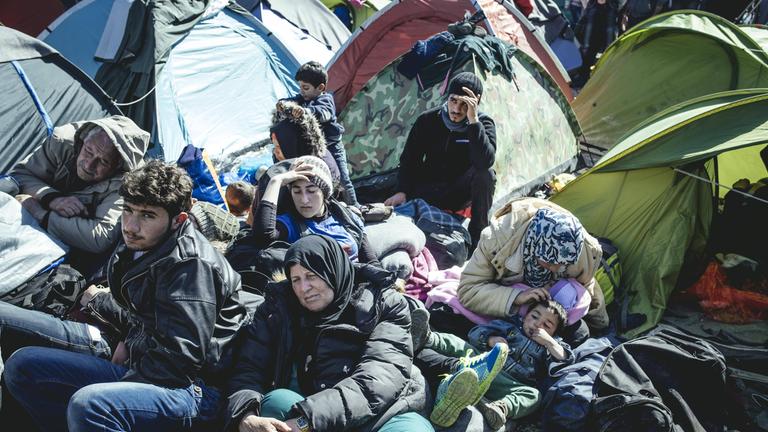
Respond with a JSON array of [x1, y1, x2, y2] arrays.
[[1, 264, 86, 318], [591, 326, 742, 432]]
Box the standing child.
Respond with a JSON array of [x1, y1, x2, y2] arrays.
[[277, 61, 358, 206]]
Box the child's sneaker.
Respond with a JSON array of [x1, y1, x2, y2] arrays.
[[476, 397, 511, 430], [457, 343, 509, 401], [430, 368, 480, 428]]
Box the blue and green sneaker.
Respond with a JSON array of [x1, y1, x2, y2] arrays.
[[457, 343, 509, 403], [430, 368, 480, 427]]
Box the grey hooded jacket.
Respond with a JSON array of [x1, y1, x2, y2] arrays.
[[11, 116, 149, 253]]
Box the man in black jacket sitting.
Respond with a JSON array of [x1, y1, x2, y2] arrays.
[[4, 160, 249, 431], [384, 72, 497, 250]]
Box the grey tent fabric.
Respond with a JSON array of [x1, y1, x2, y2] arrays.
[[0, 28, 56, 62], [93, 0, 213, 132], [0, 27, 120, 174], [239, 0, 350, 51]]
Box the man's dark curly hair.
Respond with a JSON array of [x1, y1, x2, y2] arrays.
[[119, 159, 193, 217], [295, 61, 328, 87]]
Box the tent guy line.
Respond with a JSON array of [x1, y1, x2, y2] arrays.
[[673, 167, 768, 205]]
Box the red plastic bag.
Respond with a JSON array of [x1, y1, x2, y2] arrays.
[[687, 261, 768, 323]]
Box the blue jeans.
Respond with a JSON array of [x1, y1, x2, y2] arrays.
[[0, 301, 111, 376], [326, 142, 359, 206], [260, 388, 434, 432], [5, 346, 220, 432]]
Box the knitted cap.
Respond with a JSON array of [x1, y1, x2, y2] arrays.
[[295, 155, 333, 198], [447, 71, 483, 97], [188, 201, 240, 242]]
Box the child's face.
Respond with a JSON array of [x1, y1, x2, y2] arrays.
[[522, 304, 560, 338], [298, 80, 324, 101]]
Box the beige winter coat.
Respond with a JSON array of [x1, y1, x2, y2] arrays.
[[12, 116, 149, 253], [458, 197, 608, 328]]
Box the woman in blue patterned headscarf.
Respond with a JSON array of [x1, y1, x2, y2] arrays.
[[459, 198, 609, 331], [522, 208, 585, 288]]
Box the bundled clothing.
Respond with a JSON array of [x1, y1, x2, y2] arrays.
[[541, 337, 614, 431], [459, 198, 609, 330], [11, 116, 149, 253], [225, 235, 427, 432], [87, 219, 249, 387]]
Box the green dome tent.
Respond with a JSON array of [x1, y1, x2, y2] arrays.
[[553, 89, 768, 337], [574, 11, 768, 152], [339, 35, 581, 210]]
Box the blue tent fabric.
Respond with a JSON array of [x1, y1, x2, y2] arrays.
[[155, 8, 299, 161], [40, 0, 112, 78]]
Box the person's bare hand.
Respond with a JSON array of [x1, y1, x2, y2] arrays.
[[111, 341, 129, 365], [458, 86, 480, 123], [239, 414, 291, 432], [531, 327, 556, 347], [16, 194, 47, 222], [80, 284, 110, 306], [49, 196, 87, 217], [291, 106, 304, 119], [276, 100, 286, 112], [488, 336, 508, 347], [513, 287, 550, 306], [273, 164, 313, 186], [531, 328, 566, 360], [383, 192, 406, 207]]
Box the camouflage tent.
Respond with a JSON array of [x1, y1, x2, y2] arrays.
[[327, 0, 572, 113], [340, 37, 580, 211]]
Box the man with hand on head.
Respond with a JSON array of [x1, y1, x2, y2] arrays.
[[384, 72, 496, 252]]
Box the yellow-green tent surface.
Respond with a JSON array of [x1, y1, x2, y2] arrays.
[[321, 0, 389, 30], [574, 11, 768, 151], [554, 89, 768, 337]]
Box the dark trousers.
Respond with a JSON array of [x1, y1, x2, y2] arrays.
[[410, 167, 496, 249], [414, 348, 461, 395]]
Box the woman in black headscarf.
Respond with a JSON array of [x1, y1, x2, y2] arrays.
[[224, 235, 433, 432]]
